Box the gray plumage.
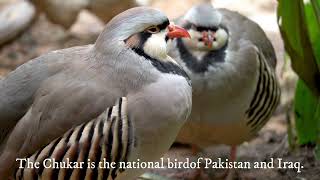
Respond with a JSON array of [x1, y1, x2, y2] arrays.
[[184, 4, 222, 28], [168, 4, 280, 147], [0, 7, 192, 179], [15, 97, 131, 179]]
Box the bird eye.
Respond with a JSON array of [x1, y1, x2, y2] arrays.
[[146, 26, 160, 33]]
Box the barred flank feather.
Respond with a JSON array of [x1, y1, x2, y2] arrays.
[[245, 51, 281, 133], [15, 97, 133, 180]]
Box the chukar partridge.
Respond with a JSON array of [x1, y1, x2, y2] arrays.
[[168, 3, 280, 166], [0, 7, 192, 179]]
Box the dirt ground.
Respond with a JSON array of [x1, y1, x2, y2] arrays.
[[0, 0, 319, 179]]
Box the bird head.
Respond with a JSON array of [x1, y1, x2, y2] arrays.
[[95, 7, 190, 61], [181, 4, 229, 51], [125, 21, 190, 61]]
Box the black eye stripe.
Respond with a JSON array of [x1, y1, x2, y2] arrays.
[[183, 23, 192, 30], [125, 19, 170, 53], [149, 27, 158, 32], [142, 19, 170, 35], [184, 22, 219, 31], [196, 26, 218, 32], [157, 19, 170, 30], [139, 32, 151, 47]]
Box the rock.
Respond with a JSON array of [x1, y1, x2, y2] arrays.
[[31, 0, 139, 29], [31, 0, 89, 29], [0, 1, 36, 45]]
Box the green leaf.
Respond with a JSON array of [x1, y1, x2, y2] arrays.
[[294, 80, 320, 145], [305, 0, 320, 69], [277, 0, 303, 57], [278, 0, 320, 147], [277, 0, 320, 96]]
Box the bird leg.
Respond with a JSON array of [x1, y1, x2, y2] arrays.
[[190, 145, 209, 180], [191, 144, 201, 155], [192, 145, 211, 180], [217, 146, 238, 180], [230, 146, 237, 163]]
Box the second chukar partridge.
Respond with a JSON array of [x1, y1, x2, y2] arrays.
[[168, 3, 281, 173], [0, 7, 192, 179]]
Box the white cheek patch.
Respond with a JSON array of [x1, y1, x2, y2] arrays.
[[189, 29, 202, 39], [213, 29, 228, 49], [183, 28, 229, 51], [183, 29, 203, 50], [143, 31, 168, 60]]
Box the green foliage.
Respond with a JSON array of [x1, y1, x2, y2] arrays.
[[278, 0, 320, 158], [294, 80, 320, 145], [277, 0, 320, 96], [305, 0, 320, 67]]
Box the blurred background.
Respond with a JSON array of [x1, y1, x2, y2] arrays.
[[0, 0, 319, 179]]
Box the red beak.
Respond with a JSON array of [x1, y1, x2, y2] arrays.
[[167, 24, 191, 39], [202, 31, 215, 48]]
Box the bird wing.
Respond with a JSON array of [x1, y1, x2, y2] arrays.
[[6, 74, 191, 179], [0, 67, 121, 178], [217, 9, 281, 131], [218, 8, 277, 68], [0, 45, 93, 145], [243, 44, 281, 133], [15, 97, 131, 180]]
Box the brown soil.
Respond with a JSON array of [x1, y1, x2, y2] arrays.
[[143, 118, 320, 180]]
